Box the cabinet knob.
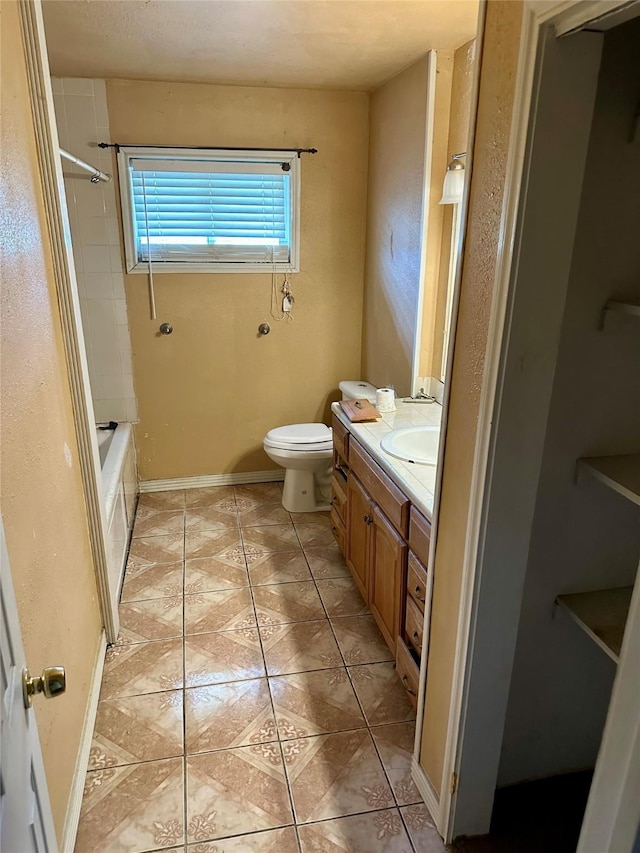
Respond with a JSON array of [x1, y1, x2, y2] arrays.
[[414, 585, 426, 603], [363, 515, 373, 525], [412, 630, 421, 642]]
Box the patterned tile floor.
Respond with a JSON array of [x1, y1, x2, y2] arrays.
[[76, 483, 445, 853]]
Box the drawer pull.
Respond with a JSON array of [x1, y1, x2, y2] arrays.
[[414, 585, 426, 603], [401, 674, 417, 697]]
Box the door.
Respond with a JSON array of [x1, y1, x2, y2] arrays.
[[346, 474, 372, 598], [1, 516, 58, 852], [369, 505, 407, 652]]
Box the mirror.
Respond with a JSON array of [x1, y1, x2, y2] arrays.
[[416, 39, 476, 398]]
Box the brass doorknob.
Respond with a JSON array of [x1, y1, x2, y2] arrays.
[[22, 665, 66, 709]]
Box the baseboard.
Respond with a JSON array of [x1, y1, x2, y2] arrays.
[[411, 756, 442, 834], [61, 630, 107, 853], [139, 470, 285, 493]]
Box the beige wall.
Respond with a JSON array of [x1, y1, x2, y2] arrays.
[[106, 80, 368, 481], [0, 0, 103, 838], [419, 0, 524, 794], [361, 56, 430, 396]]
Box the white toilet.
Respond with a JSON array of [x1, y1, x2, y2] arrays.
[[263, 380, 377, 513]]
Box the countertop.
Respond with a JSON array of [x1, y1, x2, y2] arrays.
[[331, 400, 442, 520]]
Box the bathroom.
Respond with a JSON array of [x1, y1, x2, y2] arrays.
[[44, 1, 478, 849], [50, 19, 476, 610]]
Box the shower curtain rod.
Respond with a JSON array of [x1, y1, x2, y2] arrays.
[[59, 147, 111, 182], [98, 142, 318, 158]]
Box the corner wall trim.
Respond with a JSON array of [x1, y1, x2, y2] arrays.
[[61, 630, 107, 853], [411, 757, 442, 831], [139, 470, 285, 493]]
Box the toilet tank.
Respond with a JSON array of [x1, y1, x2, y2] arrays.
[[339, 380, 377, 403]]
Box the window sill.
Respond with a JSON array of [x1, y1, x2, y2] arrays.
[[126, 262, 300, 274]]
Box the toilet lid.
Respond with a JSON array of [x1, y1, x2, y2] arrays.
[[266, 423, 332, 445]]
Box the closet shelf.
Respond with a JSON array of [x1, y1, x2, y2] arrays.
[[578, 454, 640, 506], [556, 587, 633, 663]]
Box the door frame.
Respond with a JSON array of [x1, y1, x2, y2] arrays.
[[439, 0, 640, 843], [409, 2, 486, 823], [17, 0, 118, 642]]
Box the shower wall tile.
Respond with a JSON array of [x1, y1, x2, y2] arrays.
[[62, 77, 94, 96], [53, 76, 137, 425]]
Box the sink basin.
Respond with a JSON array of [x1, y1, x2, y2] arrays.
[[380, 426, 440, 466]]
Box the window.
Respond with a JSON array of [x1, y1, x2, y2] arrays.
[[117, 147, 300, 273]]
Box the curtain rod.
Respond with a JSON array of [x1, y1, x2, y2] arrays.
[[98, 143, 318, 158], [60, 147, 112, 182]]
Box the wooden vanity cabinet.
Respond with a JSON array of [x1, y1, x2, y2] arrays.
[[396, 507, 432, 701], [332, 413, 350, 462], [396, 632, 420, 705], [408, 506, 432, 566], [407, 551, 428, 611], [330, 418, 431, 688], [369, 505, 407, 650], [345, 473, 372, 600], [339, 435, 409, 652], [345, 473, 407, 650], [349, 439, 409, 537]]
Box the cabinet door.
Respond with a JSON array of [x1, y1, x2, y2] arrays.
[[346, 474, 372, 599], [369, 505, 407, 652]]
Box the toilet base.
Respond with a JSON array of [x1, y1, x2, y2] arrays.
[[282, 468, 331, 513]]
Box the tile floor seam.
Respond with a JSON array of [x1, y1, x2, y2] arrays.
[[276, 738, 300, 830], [294, 804, 413, 843], [304, 544, 340, 628], [293, 804, 407, 828], [368, 721, 420, 812], [399, 806, 420, 853], [263, 647, 299, 844]]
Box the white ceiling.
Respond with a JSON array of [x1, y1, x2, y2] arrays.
[[42, 0, 479, 92]]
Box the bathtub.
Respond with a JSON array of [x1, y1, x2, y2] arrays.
[[96, 423, 137, 603]]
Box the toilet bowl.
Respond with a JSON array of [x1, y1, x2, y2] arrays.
[[263, 382, 377, 513], [263, 423, 333, 513]]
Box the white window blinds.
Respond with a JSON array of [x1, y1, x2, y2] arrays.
[[118, 148, 300, 272]]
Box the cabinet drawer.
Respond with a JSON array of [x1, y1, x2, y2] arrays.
[[331, 475, 347, 524], [350, 439, 409, 537], [408, 506, 432, 566], [330, 508, 346, 555], [332, 414, 350, 462], [407, 551, 428, 613], [396, 637, 420, 708], [405, 596, 424, 657]]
